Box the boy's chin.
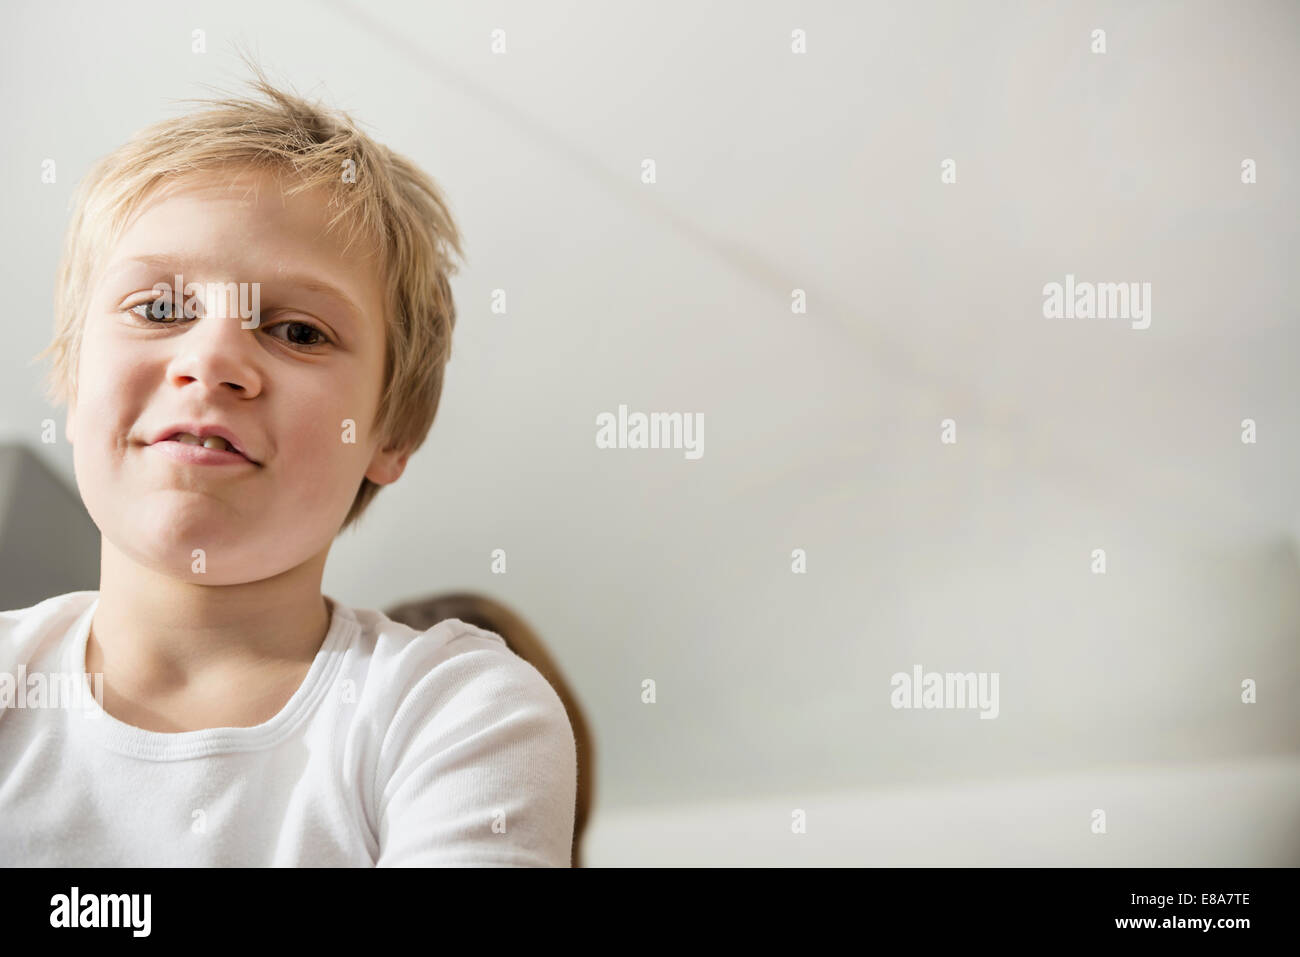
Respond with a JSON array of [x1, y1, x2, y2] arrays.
[[125, 508, 256, 561], [126, 538, 285, 586]]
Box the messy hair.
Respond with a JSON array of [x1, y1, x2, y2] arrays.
[[33, 63, 465, 532]]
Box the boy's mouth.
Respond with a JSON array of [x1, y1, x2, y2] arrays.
[[147, 424, 259, 465], [149, 438, 255, 467]]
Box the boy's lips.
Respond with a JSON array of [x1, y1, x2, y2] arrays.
[[146, 423, 260, 465], [148, 440, 256, 467]]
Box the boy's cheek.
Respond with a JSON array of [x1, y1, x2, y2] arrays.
[[281, 421, 364, 477]]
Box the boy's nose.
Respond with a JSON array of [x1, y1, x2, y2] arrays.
[[167, 309, 264, 396]]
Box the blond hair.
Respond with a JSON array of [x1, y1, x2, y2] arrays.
[[33, 65, 465, 533]]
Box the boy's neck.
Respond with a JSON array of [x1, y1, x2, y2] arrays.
[[86, 540, 334, 714]]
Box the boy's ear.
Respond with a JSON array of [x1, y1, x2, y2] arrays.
[[364, 441, 412, 487]]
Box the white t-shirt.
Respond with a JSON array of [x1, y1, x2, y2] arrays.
[[0, 591, 577, 866]]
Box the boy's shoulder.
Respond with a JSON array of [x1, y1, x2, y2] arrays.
[[0, 590, 98, 622], [343, 602, 570, 725], [342, 605, 578, 866], [0, 591, 98, 674], [0, 590, 98, 640], [345, 602, 511, 670]]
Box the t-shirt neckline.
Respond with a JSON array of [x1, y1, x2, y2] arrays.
[[61, 592, 359, 761]]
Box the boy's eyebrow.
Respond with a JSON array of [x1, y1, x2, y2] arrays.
[[116, 254, 363, 324]]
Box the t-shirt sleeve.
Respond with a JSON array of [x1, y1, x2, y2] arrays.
[[373, 637, 578, 867]]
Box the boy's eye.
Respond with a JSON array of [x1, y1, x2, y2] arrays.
[[125, 298, 331, 349], [267, 320, 329, 348], [130, 297, 180, 322]]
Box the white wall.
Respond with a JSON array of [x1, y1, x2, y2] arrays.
[[585, 753, 1300, 866]]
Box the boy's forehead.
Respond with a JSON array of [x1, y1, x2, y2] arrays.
[[127, 167, 337, 240], [103, 167, 384, 297]]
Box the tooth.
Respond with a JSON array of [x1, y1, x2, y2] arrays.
[[177, 434, 202, 445], [202, 436, 231, 451]]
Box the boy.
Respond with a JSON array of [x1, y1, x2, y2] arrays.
[[0, 71, 578, 866]]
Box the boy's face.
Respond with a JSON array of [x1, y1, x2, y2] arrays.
[[67, 166, 408, 584]]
